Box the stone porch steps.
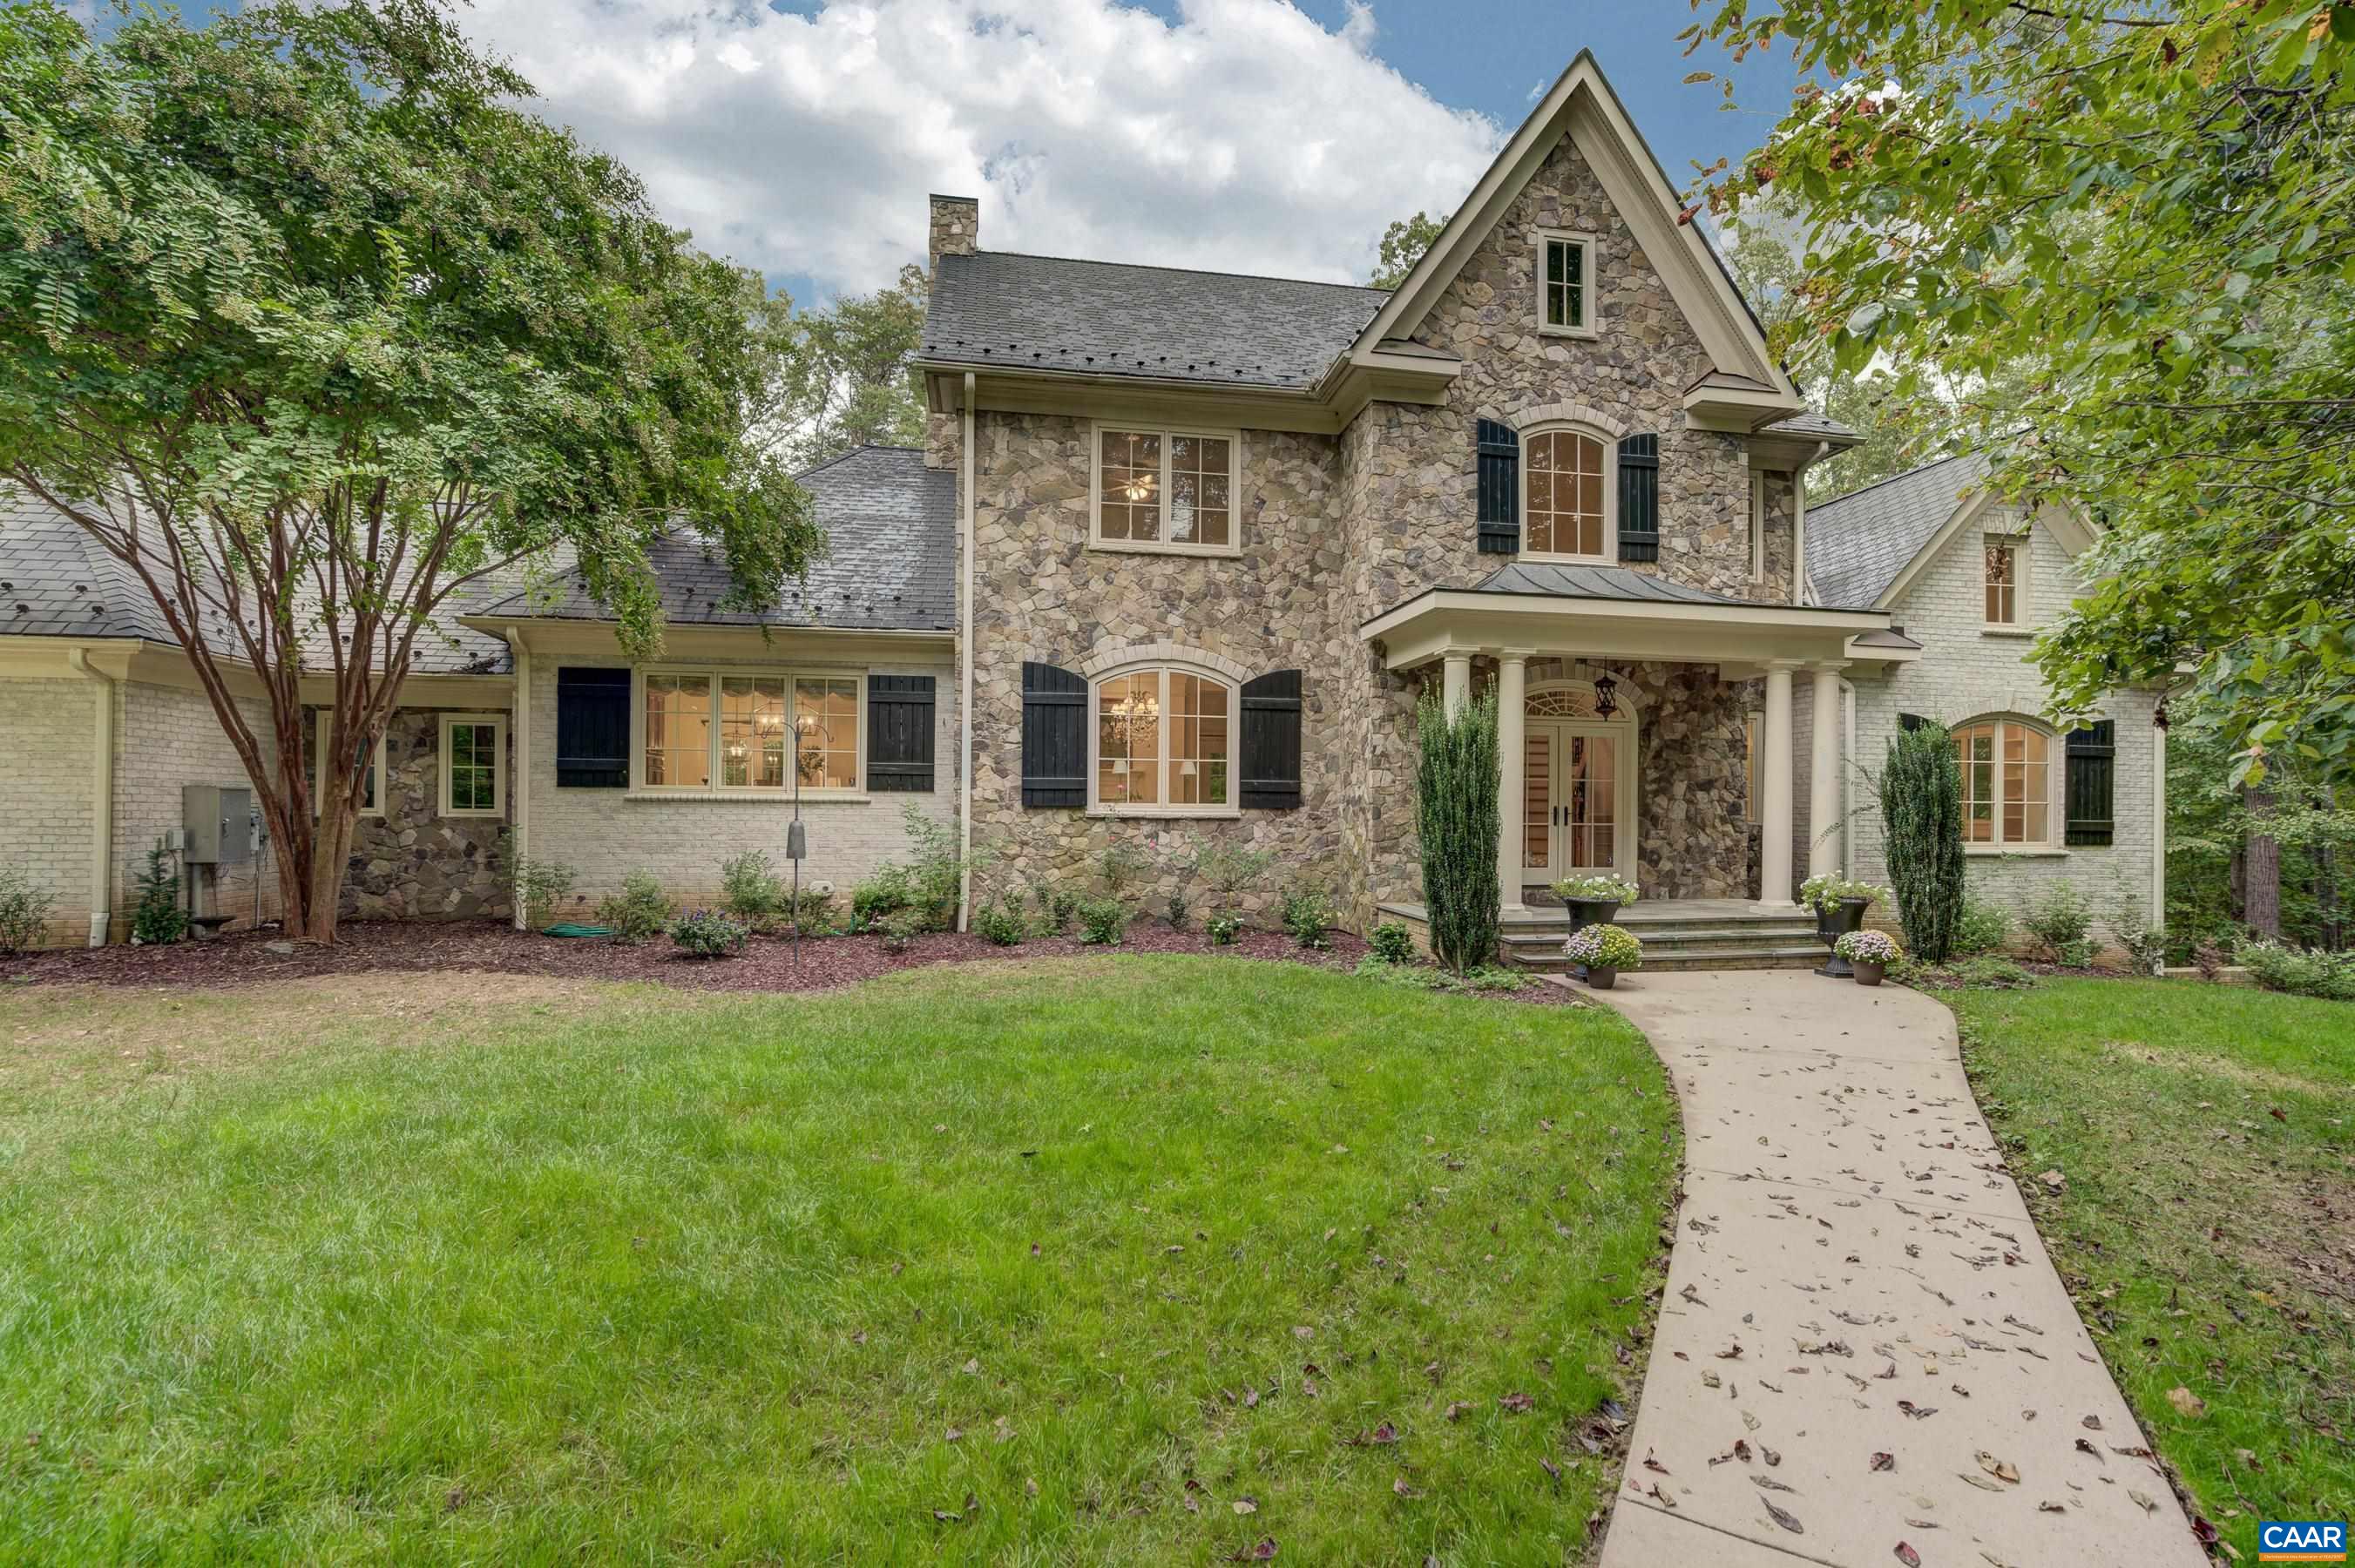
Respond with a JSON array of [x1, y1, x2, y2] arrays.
[[1503, 909, 1826, 974]]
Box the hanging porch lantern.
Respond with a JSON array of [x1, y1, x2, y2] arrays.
[[1591, 670, 1620, 720]]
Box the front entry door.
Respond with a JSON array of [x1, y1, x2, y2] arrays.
[[1522, 722, 1621, 889]]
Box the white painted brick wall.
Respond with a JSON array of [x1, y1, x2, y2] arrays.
[[1845, 508, 2160, 938], [522, 655, 959, 913], [0, 679, 96, 945], [116, 681, 277, 936]]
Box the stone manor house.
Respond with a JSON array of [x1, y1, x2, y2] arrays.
[[0, 54, 2162, 954]]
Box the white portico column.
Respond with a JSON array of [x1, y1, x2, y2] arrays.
[[1807, 662, 1845, 879], [1760, 661, 1799, 905], [1497, 651, 1530, 912], [1441, 651, 1472, 719]]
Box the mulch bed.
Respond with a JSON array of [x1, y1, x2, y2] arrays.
[[1, 918, 1395, 997]]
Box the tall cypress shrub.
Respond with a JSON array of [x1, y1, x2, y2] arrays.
[[1879, 721, 1966, 962], [1417, 685, 1501, 972]]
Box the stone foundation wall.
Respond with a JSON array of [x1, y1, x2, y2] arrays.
[[312, 706, 513, 923]]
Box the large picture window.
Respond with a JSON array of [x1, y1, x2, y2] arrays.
[[1954, 718, 2052, 847], [637, 670, 864, 794], [1522, 426, 1613, 561], [1092, 666, 1233, 814], [1093, 425, 1238, 553]]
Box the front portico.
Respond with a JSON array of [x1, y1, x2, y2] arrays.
[[1364, 564, 1898, 911]]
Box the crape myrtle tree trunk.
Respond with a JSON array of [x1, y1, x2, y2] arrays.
[[1416, 684, 1501, 973], [0, 0, 816, 941], [1879, 721, 1966, 963]]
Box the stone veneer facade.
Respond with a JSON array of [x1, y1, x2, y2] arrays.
[[957, 131, 1797, 928]]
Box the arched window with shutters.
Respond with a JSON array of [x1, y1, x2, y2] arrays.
[[1519, 423, 1616, 564], [1952, 716, 2058, 848], [1090, 664, 1235, 815]]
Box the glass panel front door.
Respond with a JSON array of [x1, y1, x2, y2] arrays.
[[1524, 723, 1622, 887], [1522, 731, 1553, 875]]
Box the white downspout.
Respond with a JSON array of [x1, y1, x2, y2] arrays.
[[68, 647, 117, 947], [2150, 707, 2168, 942], [505, 626, 530, 931], [957, 371, 977, 932], [1790, 440, 1830, 605]]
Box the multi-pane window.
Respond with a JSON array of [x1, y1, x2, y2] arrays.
[[639, 672, 862, 792], [1093, 668, 1232, 812], [1954, 719, 2050, 846], [1984, 538, 2020, 625], [1524, 428, 1609, 558], [1540, 234, 1590, 333], [1095, 427, 1235, 551], [439, 715, 504, 816]]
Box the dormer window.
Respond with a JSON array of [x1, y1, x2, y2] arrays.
[[1093, 424, 1240, 556], [1538, 232, 1594, 336]]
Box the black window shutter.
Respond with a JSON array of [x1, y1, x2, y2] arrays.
[[1238, 670, 1304, 810], [1021, 661, 1087, 808], [867, 675, 936, 792], [1476, 419, 1519, 554], [555, 667, 632, 787], [2065, 721, 2115, 845], [1617, 433, 1660, 563], [1898, 712, 1930, 733]]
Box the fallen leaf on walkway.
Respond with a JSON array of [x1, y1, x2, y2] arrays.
[[1642, 1450, 1668, 1474], [2081, 1415, 2102, 1430], [1645, 1483, 1677, 1510], [1870, 1452, 1896, 1472], [2074, 1439, 2102, 1460], [1898, 1400, 1937, 1420], [2038, 1500, 2067, 1513], [1896, 1544, 1922, 1568], [1715, 1344, 1745, 1359], [1751, 1475, 1797, 1494], [1681, 1283, 1706, 1306], [1975, 1452, 2020, 1484], [1702, 1371, 1721, 1389], [1763, 1445, 1781, 1466], [2129, 1489, 2159, 1513], [1763, 1499, 1803, 1534], [1734, 1438, 1753, 1463], [1959, 1472, 2008, 1493], [2167, 1386, 2207, 1417]]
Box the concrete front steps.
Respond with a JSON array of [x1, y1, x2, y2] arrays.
[[1377, 898, 1827, 974]]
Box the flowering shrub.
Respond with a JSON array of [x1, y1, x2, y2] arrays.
[[1205, 911, 1246, 947], [1562, 923, 1643, 972], [1799, 875, 1893, 914], [1552, 874, 1640, 905], [1833, 929, 1904, 965], [668, 908, 749, 958]]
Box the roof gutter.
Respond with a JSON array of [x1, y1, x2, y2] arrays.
[[66, 647, 117, 947], [958, 371, 976, 934]]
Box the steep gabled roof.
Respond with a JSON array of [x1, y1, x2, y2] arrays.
[[473, 445, 956, 632], [922, 251, 1390, 392], [1804, 451, 1993, 610]]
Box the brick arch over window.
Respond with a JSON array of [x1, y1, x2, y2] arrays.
[[1501, 401, 1629, 440], [1079, 639, 1252, 686]]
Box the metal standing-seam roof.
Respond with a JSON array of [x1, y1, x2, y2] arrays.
[[922, 250, 1391, 391], [473, 445, 957, 633], [1803, 450, 1993, 611], [1467, 560, 1782, 606]]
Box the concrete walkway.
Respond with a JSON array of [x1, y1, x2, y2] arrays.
[[1590, 971, 2206, 1568]]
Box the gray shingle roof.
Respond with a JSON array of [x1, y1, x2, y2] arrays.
[[475, 445, 956, 633], [1805, 450, 1991, 610], [922, 251, 1389, 391], [0, 486, 177, 641], [1758, 409, 1861, 444]]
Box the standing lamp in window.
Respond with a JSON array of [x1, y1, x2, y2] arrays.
[[1985, 539, 2020, 625], [794, 677, 860, 790], [645, 673, 713, 787]]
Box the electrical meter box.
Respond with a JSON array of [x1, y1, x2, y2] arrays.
[[182, 784, 254, 864]]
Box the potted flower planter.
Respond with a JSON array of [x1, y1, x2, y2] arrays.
[[1553, 878, 1640, 980], [1851, 957, 1887, 988], [1563, 923, 1642, 991], [1832, 929, 1903, 987], [1816, 896, 1871, 977], [1587, 965, 1620, 990]]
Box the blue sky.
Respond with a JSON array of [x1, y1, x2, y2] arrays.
[[180, 1, 1810, 309]]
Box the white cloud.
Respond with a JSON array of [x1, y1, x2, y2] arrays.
[[457, 0, 1502, 301]]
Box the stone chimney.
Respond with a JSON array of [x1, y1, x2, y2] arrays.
[[928, 193, 979, 273]]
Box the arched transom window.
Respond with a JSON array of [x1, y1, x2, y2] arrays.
[[1523, 428, 1611, 560], [1094, 668, 1233, 812], [1954, 718, 2053, 846]]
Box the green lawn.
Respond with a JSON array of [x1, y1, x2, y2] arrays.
[[0, 957, 1674, 1565], [1950, 978, 2355, 1556]]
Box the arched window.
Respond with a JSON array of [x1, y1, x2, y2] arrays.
[[1093, 667, 1234, 813], [1522, 426, 1614, 561], [1953, 718, 2053, 846]]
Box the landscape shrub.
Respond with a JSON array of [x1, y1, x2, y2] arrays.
[[1353, 956, 1529, 995], [1281, 878, 1337, 950], [1417, 685, 1500, 972], [1074, 897, 1131, 946], [131, 839, 188, 946], [1878, 721, 1966, 962], [900, 804, 982, 931], [974, 896, 1028, 947], [1946, 955, 2038, 989], [1953, 895, 2012, 957], [719, 849, 789, 930], [2023, 880, 2094, 965], [1368, 922, 1415, 965], [0, 869, 58, 955], [497, 831, 577, 932], [788, 882, 836, 934], [876, 907, 930, 952], [1097, 842, 1149, 901], [1205, 911, 1245, 947], [1165, 890, 1189, 930], [596, 872, 674, 944], [1032, 882, 1078, 936], [2236, 939, 2355, 1001], [668, 908, 749, 959], [2106, 880, 2167, 975], [1193, 841, 1275, 909], [849, 867, 914, 930]]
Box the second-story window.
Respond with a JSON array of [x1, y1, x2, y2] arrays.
[[1538, 232, 1594, 335], [1093, 425, 1238, 554], [1984, 537, 2022, 626], [1521, 426, 1614, 561]]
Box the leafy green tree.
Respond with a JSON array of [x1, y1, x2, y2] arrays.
[[772, 263, 930, 467], [1879, 721, 1966, 963], [1415, 685, 1500, 972], [1369, 211, 1445, 289], [1687, 0, 2355, 786], [0, 0, 815, 942]]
